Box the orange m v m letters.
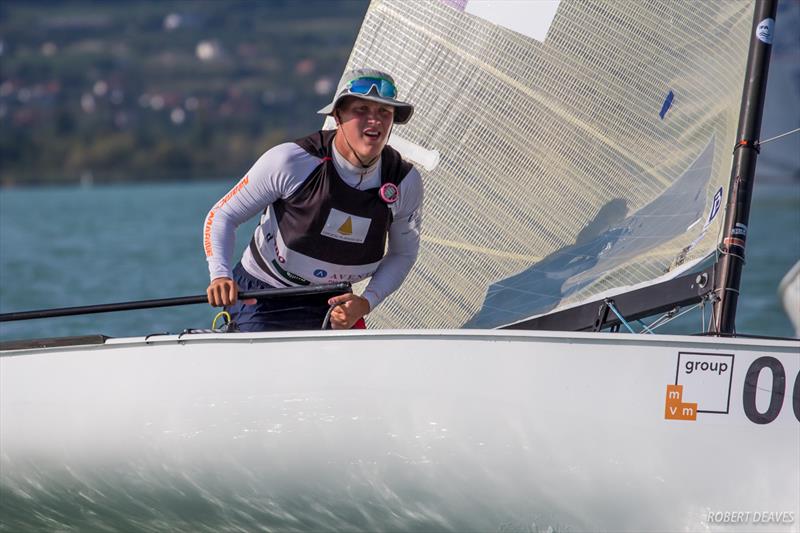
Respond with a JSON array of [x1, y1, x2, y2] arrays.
[[665, 384, 697, 421]]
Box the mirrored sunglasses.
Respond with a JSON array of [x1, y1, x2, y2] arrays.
[[346, 77, 398, 99]]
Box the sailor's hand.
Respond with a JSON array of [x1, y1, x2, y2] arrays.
[[327, 293, 370, 329], [207, 277, 256, 307], [207, 277, 237, 306]]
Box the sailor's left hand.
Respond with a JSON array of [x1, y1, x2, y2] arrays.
[[327, 293, 370, 329]]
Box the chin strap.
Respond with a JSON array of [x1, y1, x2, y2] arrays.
[[339, 124, 379, 168], [335, 111, 384, 168]]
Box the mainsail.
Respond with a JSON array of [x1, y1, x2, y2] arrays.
[[342, 0, 754, 329]]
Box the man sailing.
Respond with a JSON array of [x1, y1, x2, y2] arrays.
[[204, 68, 423, 331]]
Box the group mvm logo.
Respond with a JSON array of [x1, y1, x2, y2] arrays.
[[665, 352, 734, 421]]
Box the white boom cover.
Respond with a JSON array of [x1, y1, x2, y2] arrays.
[[1, 331, 798, 531], [345, 0, 754, 328]]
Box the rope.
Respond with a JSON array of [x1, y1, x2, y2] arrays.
[[211, 310, 232, 331], [604, 300, 635, 333], [648, 302, 705, 330], [713, 286, 741, 296], [701, 297, 705, 332], [322, 305, 335, 330], [759, 127, 800, 146], [708, 295, 717, 334], [635, 319, 656, 334], [733, 139, 759, 154], [605, 293, 713, 334], [717, 244, 746, 264], [645, 311, 672, 331]]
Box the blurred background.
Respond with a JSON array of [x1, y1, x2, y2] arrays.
[[0, 0, 368, 186], [759, 0, 800, 182], [0, 0, 796, 187]]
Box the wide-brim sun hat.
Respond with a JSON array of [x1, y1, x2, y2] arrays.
[[318, 68, 414, 125]]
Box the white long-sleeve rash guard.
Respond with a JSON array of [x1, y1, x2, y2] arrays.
[[203, 137, 423, 311]]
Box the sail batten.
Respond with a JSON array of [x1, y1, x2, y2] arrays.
[[344, 0, 752, 329]]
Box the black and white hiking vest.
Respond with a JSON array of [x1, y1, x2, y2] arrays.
[[248, 130, 414, 287]]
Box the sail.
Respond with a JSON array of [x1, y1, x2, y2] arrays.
[[342, 0, 754, 328]]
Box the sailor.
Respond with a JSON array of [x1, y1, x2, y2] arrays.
[[203, 68, 423, 331]]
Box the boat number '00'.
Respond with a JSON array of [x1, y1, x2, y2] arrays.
[[669, 353, 799, 424], [744, 356, 800, 425]]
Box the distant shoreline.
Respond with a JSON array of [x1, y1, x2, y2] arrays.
[[0, 174, 238, 189]]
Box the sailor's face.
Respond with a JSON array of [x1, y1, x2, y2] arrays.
[[335, 97, 394, 162]]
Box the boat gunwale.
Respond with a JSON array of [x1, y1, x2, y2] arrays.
[[2, 328, 798, 357]]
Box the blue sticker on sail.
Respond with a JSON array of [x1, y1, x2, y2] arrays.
[[313, 269, 327, 278], [659, 90, 674, 120], [706, 187, 723, 227]]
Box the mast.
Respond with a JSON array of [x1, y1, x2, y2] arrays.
[[711, 0, 778, 335]]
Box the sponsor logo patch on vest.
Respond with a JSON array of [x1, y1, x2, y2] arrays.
[[321, 208, 372, 243]]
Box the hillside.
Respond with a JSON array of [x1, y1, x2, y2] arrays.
[[2, 0, 796, 186], [0, 0, 368, 185]]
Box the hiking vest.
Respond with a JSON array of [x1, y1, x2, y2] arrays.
[[248, 130, 414, 286]]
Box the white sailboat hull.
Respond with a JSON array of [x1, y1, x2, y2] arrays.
[[2, 330, 798, 531]]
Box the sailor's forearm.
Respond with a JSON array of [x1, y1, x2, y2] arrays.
[[363, 251, 417, 310]]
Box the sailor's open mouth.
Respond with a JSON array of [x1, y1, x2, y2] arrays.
[[363, 129, 381, 139]]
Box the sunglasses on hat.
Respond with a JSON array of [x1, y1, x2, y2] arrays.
[[346, 77, 398, 99]]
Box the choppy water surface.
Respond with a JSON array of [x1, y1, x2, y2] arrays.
[[0, 182, 256, 341]]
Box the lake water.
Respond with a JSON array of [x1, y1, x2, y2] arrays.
[[1, 180, 798, 341]]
